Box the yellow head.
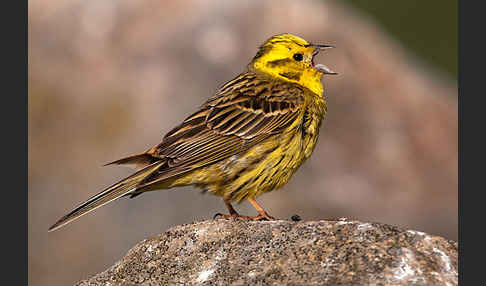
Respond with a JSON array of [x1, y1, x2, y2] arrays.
[[250, 34, 336, 96]]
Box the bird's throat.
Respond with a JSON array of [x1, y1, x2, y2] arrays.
[[252, 61, 324, 96]]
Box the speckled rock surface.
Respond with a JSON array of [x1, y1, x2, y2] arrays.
[[77, 219, 457, 285]]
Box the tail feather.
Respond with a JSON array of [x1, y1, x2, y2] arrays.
[[104, 153, 157, 170], [48, 161, 164, 232]]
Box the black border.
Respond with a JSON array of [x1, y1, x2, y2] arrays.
[[459, 0, 477, 284], [7, 0, 28, 284]]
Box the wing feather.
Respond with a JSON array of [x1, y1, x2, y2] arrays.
[[141, 72, 305, 185]]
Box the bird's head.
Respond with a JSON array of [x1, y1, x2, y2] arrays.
[[250, 33, 336, 95]]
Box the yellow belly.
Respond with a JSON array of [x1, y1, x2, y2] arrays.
[[161, 121, 319, 202], [217, 133, 311, 202]]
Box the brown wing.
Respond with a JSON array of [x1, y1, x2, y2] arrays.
[[141, 72, 305, 182]]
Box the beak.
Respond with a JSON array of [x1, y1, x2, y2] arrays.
[[313, 44, 335, 50], [310, 44, 338, 75]]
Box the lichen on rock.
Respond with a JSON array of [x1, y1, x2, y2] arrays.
[[77, 219, 458, 285]]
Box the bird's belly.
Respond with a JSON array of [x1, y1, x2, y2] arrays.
[[210, 129, 317, 202], [164, 123, 320, 202]]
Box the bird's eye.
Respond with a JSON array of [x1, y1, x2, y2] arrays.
[[293, 53, 303, 61]]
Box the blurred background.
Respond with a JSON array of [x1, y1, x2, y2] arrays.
[[28, 0, 457, 285]]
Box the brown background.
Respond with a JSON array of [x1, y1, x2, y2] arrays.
[[29, 1, 457, 285]]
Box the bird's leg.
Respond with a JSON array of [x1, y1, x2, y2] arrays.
[[213, 197, 276, 221], [224, 197, 239, 216], [213, 198, 241, 219], [247, 197, 275, 221]]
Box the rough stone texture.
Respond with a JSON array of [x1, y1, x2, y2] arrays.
[[77, 219, 458, 285]]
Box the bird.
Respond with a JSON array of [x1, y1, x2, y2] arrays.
[[48, 33, 337, 232]]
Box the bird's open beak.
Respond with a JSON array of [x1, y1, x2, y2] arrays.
[[311, 44, 337, 75]]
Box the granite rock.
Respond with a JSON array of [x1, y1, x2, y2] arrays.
[[77, 219, 457, 285]]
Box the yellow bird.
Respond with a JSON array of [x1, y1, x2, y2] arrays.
[[49, 33, 336, 232]]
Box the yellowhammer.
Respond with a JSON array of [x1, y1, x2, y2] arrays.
[[49, 33, 336, 231]]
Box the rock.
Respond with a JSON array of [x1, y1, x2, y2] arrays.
[[77, 219, 457, 285]]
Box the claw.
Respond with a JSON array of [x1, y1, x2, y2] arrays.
[[213, 213, 224, 219], [213, 213, 276, 221], [218, 197, 277, 221], [253, 212, 275, 221]]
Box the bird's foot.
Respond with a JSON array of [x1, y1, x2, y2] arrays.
[[247, 212, 276, 221], [213, 212, 276, 221]]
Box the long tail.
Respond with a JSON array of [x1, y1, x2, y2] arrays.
[[48, 161, 164, 232], [103, 153, 157, 170]]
